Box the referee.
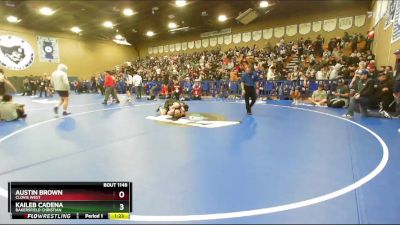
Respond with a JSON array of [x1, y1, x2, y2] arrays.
[[241, 64, 260, 115]]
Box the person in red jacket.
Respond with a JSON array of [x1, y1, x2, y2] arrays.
[[192, 80, 202, 100], [159, 84, 170, 99], [102, 71, 120, 104], [171, 78, 182, 100]]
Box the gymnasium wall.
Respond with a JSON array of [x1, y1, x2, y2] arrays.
[[139, 4, 370, 58], [369, 0, 400, 68], [0, 23, 138, 79]]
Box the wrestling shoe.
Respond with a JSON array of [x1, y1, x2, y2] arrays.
[[378, 102, 384, 112], [62, 112, 71, 116], [341, 114, 353, 119], [380, 110, 392, 119]]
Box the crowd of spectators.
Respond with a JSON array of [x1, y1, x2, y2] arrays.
[[20, 75, 54, 98], [15, 31, 400, 119]]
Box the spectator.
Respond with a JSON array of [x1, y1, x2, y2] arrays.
[[132, 71, 143, 99], [266, 64, 276, 80], [192, 80, 202, 100], [38, 75, 47, 98], [328, 63, 342, 80], [385, 66, 394, 78], [102, 71, 120, 105], [125, 69, 134, 102], [328, 79, 350, 108], [182, 77, 192, 100], [308, 84, 328, 106], [316, 66, 328, 80], [343, 70, 391, 118], [67, 31, 378, 107], [290, 86, 302, 105], [159, 84, 171, 99], [394, 78, 400, 118], [371, 73, 394, 112], [21, 76, 30, 96], [0, 94, 26, 121], [0, 69, 16, 99], [147, 78, 159, 100], [393, 57, 400, 118], [97, 74, 105, 95], [171, 78, 182, 100]]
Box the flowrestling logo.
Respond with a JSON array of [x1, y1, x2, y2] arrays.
[[0, 35, 34, 70]]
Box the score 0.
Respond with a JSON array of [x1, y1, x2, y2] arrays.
[[118, 190, 126, 211]]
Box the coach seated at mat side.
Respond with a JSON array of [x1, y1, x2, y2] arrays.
[[0, 94, 27, 122]]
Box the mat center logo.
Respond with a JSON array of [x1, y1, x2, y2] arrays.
[[146, 112, 240, 128], [0, 35, 34, 70]]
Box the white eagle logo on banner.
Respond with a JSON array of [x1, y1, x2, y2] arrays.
[[0, 35, 34, 70]]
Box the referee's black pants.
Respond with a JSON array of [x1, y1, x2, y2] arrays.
[[244, 85, 256, 113]]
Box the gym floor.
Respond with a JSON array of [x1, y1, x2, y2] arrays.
[[0, 94, 399, 224]]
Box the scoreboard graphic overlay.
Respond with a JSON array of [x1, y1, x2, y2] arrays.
[[8, 182, 132, 220]]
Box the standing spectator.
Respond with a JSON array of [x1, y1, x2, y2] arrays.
[[31, 77, 38, 96], [366, 30, 374, 51], [132, 71, 143, 99], [51, 64, 71, 116], [0, 69, 16, 99], [73, 80, 80, 94], [38, 75, 47, 98], [21, 76, 30, 96], [125, 69, 133, 102], [266, 64, 276, 80], [102, 71, 120, 105], [97, 74, 105, 95], [90, 75, 97, 93], [45, 75, 53, 98]]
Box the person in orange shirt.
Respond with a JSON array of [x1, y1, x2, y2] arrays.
[[230, 68, 239, 81]]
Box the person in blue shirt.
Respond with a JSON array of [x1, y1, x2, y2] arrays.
[[241, 64, 260, 115], [182, 77, 192, 100]]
